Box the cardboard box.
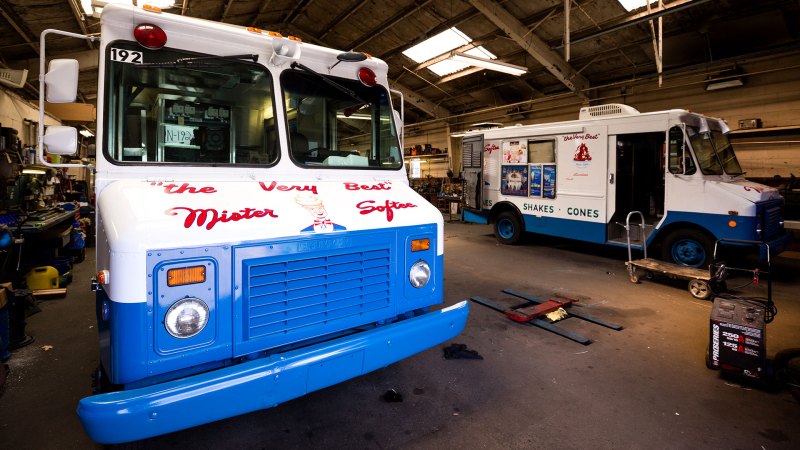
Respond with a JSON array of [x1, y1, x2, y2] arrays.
[[0, 282, 12, 309]]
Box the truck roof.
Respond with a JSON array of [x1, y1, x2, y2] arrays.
[[460, 104, 724, 137]]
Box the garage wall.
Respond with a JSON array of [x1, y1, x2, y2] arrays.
[[0, 88, 61, 147], [408, 51, 800, 179]]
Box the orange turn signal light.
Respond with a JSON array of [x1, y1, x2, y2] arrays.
[[142, 5, 162, 13], [411, 238, 430, 252], [96, 270, 109, 286], [167, 266, 206, 287], [728, 220, 737, 228]]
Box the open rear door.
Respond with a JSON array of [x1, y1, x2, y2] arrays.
[[462, 134, 484, 210]]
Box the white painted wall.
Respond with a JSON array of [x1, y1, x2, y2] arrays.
[[0, 87, 61, 147]]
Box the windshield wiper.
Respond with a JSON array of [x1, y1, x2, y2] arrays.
[[290, 61, 366, 104], [137, 54, 259, 68]]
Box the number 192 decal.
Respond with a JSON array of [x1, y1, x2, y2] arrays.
[[110, 48, 143, 64]]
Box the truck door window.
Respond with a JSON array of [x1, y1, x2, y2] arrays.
[[281, 70, 402, 169], [105, 42, 277, 165], [686, 126, 742, 175], [668, 126, 695, 175]]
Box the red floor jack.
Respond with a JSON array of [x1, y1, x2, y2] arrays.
[[471, 289, 623, 345]]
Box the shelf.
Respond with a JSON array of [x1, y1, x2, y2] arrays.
[[404, 153, 449, 160]]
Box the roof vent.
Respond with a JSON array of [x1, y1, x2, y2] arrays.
[[579, 104, 640, 120]]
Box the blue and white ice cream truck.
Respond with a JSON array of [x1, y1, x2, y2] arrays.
[[461, 104, 791, 267], [37, 3, 467, 443]]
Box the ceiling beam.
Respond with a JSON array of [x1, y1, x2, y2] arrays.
[[220, 0, 235, 22], [250, 0, 273, 28], [66, 0, 95, 49], [283, 0, 315, 25], [345, 0, 435, 51], [392, 84, 452, 119], [318, 0, 370, 41], [555, 0, 714, 49], [467, 0, 588, 99], [0, 0, 39, 54]]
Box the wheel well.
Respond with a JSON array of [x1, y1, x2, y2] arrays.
[[489, 201, 523, 224], [653, 222, 715, 248]]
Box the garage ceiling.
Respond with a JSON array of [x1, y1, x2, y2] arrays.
[[1, 0, 798, 126]]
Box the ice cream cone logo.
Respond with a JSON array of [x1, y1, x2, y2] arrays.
[[574, 142, 592, 161]]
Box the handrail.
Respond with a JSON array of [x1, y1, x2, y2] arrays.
[[625, 210, 647, 263]]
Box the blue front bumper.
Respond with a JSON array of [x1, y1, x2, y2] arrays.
[[78, 301, 469, 444]]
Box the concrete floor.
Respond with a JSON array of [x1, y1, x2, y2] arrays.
[[2, 220, 799, 449]]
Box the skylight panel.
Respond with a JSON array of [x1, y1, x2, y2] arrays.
[[618, 0, 658, 12], [403, 27, 471, 63]]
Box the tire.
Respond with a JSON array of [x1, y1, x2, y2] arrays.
[[493, 211, 523, 245], [661, 229, 714, 268], [688, 279, 712, 300]]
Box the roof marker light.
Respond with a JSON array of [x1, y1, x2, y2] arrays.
[[247, 27, 263, 34], [358, 67, 377, 86], [288, 36, 302, 42], [142, 5, 162, 13], [267, 31, 283, 38], [134, 24, 167, 49]]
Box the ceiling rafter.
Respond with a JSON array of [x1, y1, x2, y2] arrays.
[[249, 0, 273, 28], [66, 0, 94, 49], [0, 0, 40, 55], [468, 0, 589, 99], [282, 0, 315, 25], [345, 0, 435, 51], [318, 0, 370, 41], [220, 0, 235, 22], [391, 84, 453, 118]]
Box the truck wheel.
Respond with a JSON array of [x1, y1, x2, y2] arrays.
[[661, 229, 713, 268], [493, 211, 523, 245]]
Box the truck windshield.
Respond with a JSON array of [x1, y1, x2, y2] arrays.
[[281, 69, 402, 169], [686, 126, 744, 175], [104, 42, 277, 165]]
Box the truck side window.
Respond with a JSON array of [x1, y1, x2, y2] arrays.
[[528, 140, 555, 164], [668, 126, 695, 175]]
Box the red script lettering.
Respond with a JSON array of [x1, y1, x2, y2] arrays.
[[167, 207, 278, 230], [356, 200, 417, 222]]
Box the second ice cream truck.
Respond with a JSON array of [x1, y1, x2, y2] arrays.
[[461, 104, 791, 268]]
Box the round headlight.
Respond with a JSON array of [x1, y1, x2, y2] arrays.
[[409, 260, 431, 288], [164, 297, 209, 338]]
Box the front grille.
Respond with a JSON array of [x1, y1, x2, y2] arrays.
[[243, 247, 392, 342], [760, 199, 784, 239]]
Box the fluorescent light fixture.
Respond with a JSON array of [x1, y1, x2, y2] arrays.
[[706, 78, 744, 91], [79, 129, 95, 137], [448, 52, 527, 76], [23, 169, 47, 175], [618, 0, 657, 12]]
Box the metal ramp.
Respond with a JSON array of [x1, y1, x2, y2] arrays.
[[470, 289, 623, 345]]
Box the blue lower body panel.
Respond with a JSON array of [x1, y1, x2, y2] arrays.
[[78, 300, 469, 444]]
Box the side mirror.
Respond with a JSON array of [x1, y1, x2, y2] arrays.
[[44, 126, 78, 155], [45, 59, 79, 103]]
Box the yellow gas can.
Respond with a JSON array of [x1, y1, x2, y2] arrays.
[[25, 266, 59, 290]]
